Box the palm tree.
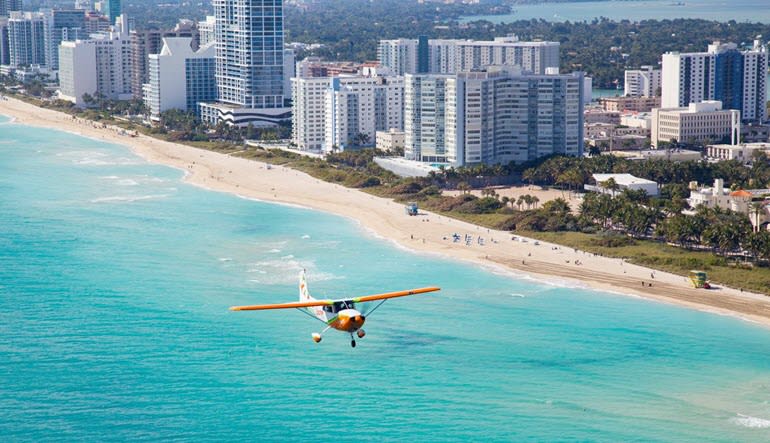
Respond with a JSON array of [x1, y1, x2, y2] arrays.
[[750, 201, 766, 233], [457, 182, 471, 195], [516, 196, 525, 211], [600, 177, 619, 196]]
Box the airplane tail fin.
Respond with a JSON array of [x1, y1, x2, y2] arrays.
[[299, 269, 313, 302]]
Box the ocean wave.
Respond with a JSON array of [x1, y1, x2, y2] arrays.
[[731, 414, 770, 428], [301, 234, 311, 239], [245, 258, 343, 285], [90, 194, 170, 203]]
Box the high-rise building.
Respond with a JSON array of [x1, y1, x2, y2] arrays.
[[143, 37, 216, 120], [198, 15, 215, 47], [624, 65, 661, 97], [0, 17, 9, 65], [83, 11, 109, 34], [129, 20, 198, 99], [7, 11, 45, 67], [292, 72, 404, 152], [0, 0, 23, 18], [378, 36, 560, 76], [405, 67, 584, 166], [377, 39, 418, 76], [58, 15, 131, 105], [103, 0, 120, 25], [200, 0, 289, 126], [662, 41, 767, 123], [42, 9, 85, 71]]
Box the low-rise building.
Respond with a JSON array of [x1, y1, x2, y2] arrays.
[[741, 124, 770, 143], [375, 129, 405, 152], [588, 134, 649, 151], [600, 95, 660, 112], [585, 173, 659, 196], [620, 111, 652, 130], [651, 101, 740, 148], [611, 148, 701, 162], [686, 178, 770, 231], [706, 142, 770, 163], [584, 108, 621, 125]]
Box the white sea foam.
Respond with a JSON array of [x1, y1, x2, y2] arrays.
[[116, 179, 140, 186], [268, 248, 281, 253], [90, 194, 170, 203], [245, 258, 342, 285], [510, 293, 527, 298], [301, 234, 311, 239], [218, 258, 233, 262], [731, 414, 770, 428]]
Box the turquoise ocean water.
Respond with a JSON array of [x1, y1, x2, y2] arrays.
[[2, 115, 770, 441]]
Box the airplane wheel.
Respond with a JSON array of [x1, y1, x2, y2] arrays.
[[351, 339, 356, 348]]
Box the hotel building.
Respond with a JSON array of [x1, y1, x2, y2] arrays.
[[200, 0, 290, 127], [143, 37, 216, 121]]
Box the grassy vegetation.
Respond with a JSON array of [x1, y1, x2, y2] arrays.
[[519, 231, 770, 295]]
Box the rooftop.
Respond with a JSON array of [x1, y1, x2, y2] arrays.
[[592, 173, 657, 186]]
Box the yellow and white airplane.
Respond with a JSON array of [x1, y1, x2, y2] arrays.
[[230, 270, 440, 347]]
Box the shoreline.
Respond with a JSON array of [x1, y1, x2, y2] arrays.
[[4, 97, 770, 327]]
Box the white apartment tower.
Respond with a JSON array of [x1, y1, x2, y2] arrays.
[[292, 74, 404, 152], [624, 65, 661, 97], [662, 41, 767, 122], [379, 36, 560, 76], [377, 39, 419, 76], [58, 15, 132, 105], [405, 68, 584, 166]]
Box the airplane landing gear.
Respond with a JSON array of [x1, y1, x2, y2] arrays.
[[351, 339, 356, 348]]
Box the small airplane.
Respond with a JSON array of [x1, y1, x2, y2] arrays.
[[230, 270, 440, 347]]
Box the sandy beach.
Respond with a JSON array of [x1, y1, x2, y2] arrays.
[[3, 96, 770, 326]]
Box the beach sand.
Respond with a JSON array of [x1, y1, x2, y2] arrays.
[[3, 96, 770, 327]]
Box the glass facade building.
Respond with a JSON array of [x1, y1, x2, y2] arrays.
[[212, 0, 285, 109]]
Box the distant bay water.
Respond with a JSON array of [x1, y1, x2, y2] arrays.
[[2, 115, 770, 440], [462, 0, 770, 24]]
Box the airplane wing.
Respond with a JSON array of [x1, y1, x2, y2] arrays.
[[230, 299, 333, 311], [349, 287, 440, 303], [229, 287, 440, 311]]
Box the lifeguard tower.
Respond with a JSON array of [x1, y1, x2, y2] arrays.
[[688, 270, 710, 289]]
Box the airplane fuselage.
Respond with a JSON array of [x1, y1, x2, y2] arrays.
[[329, 308, 366, 332]]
